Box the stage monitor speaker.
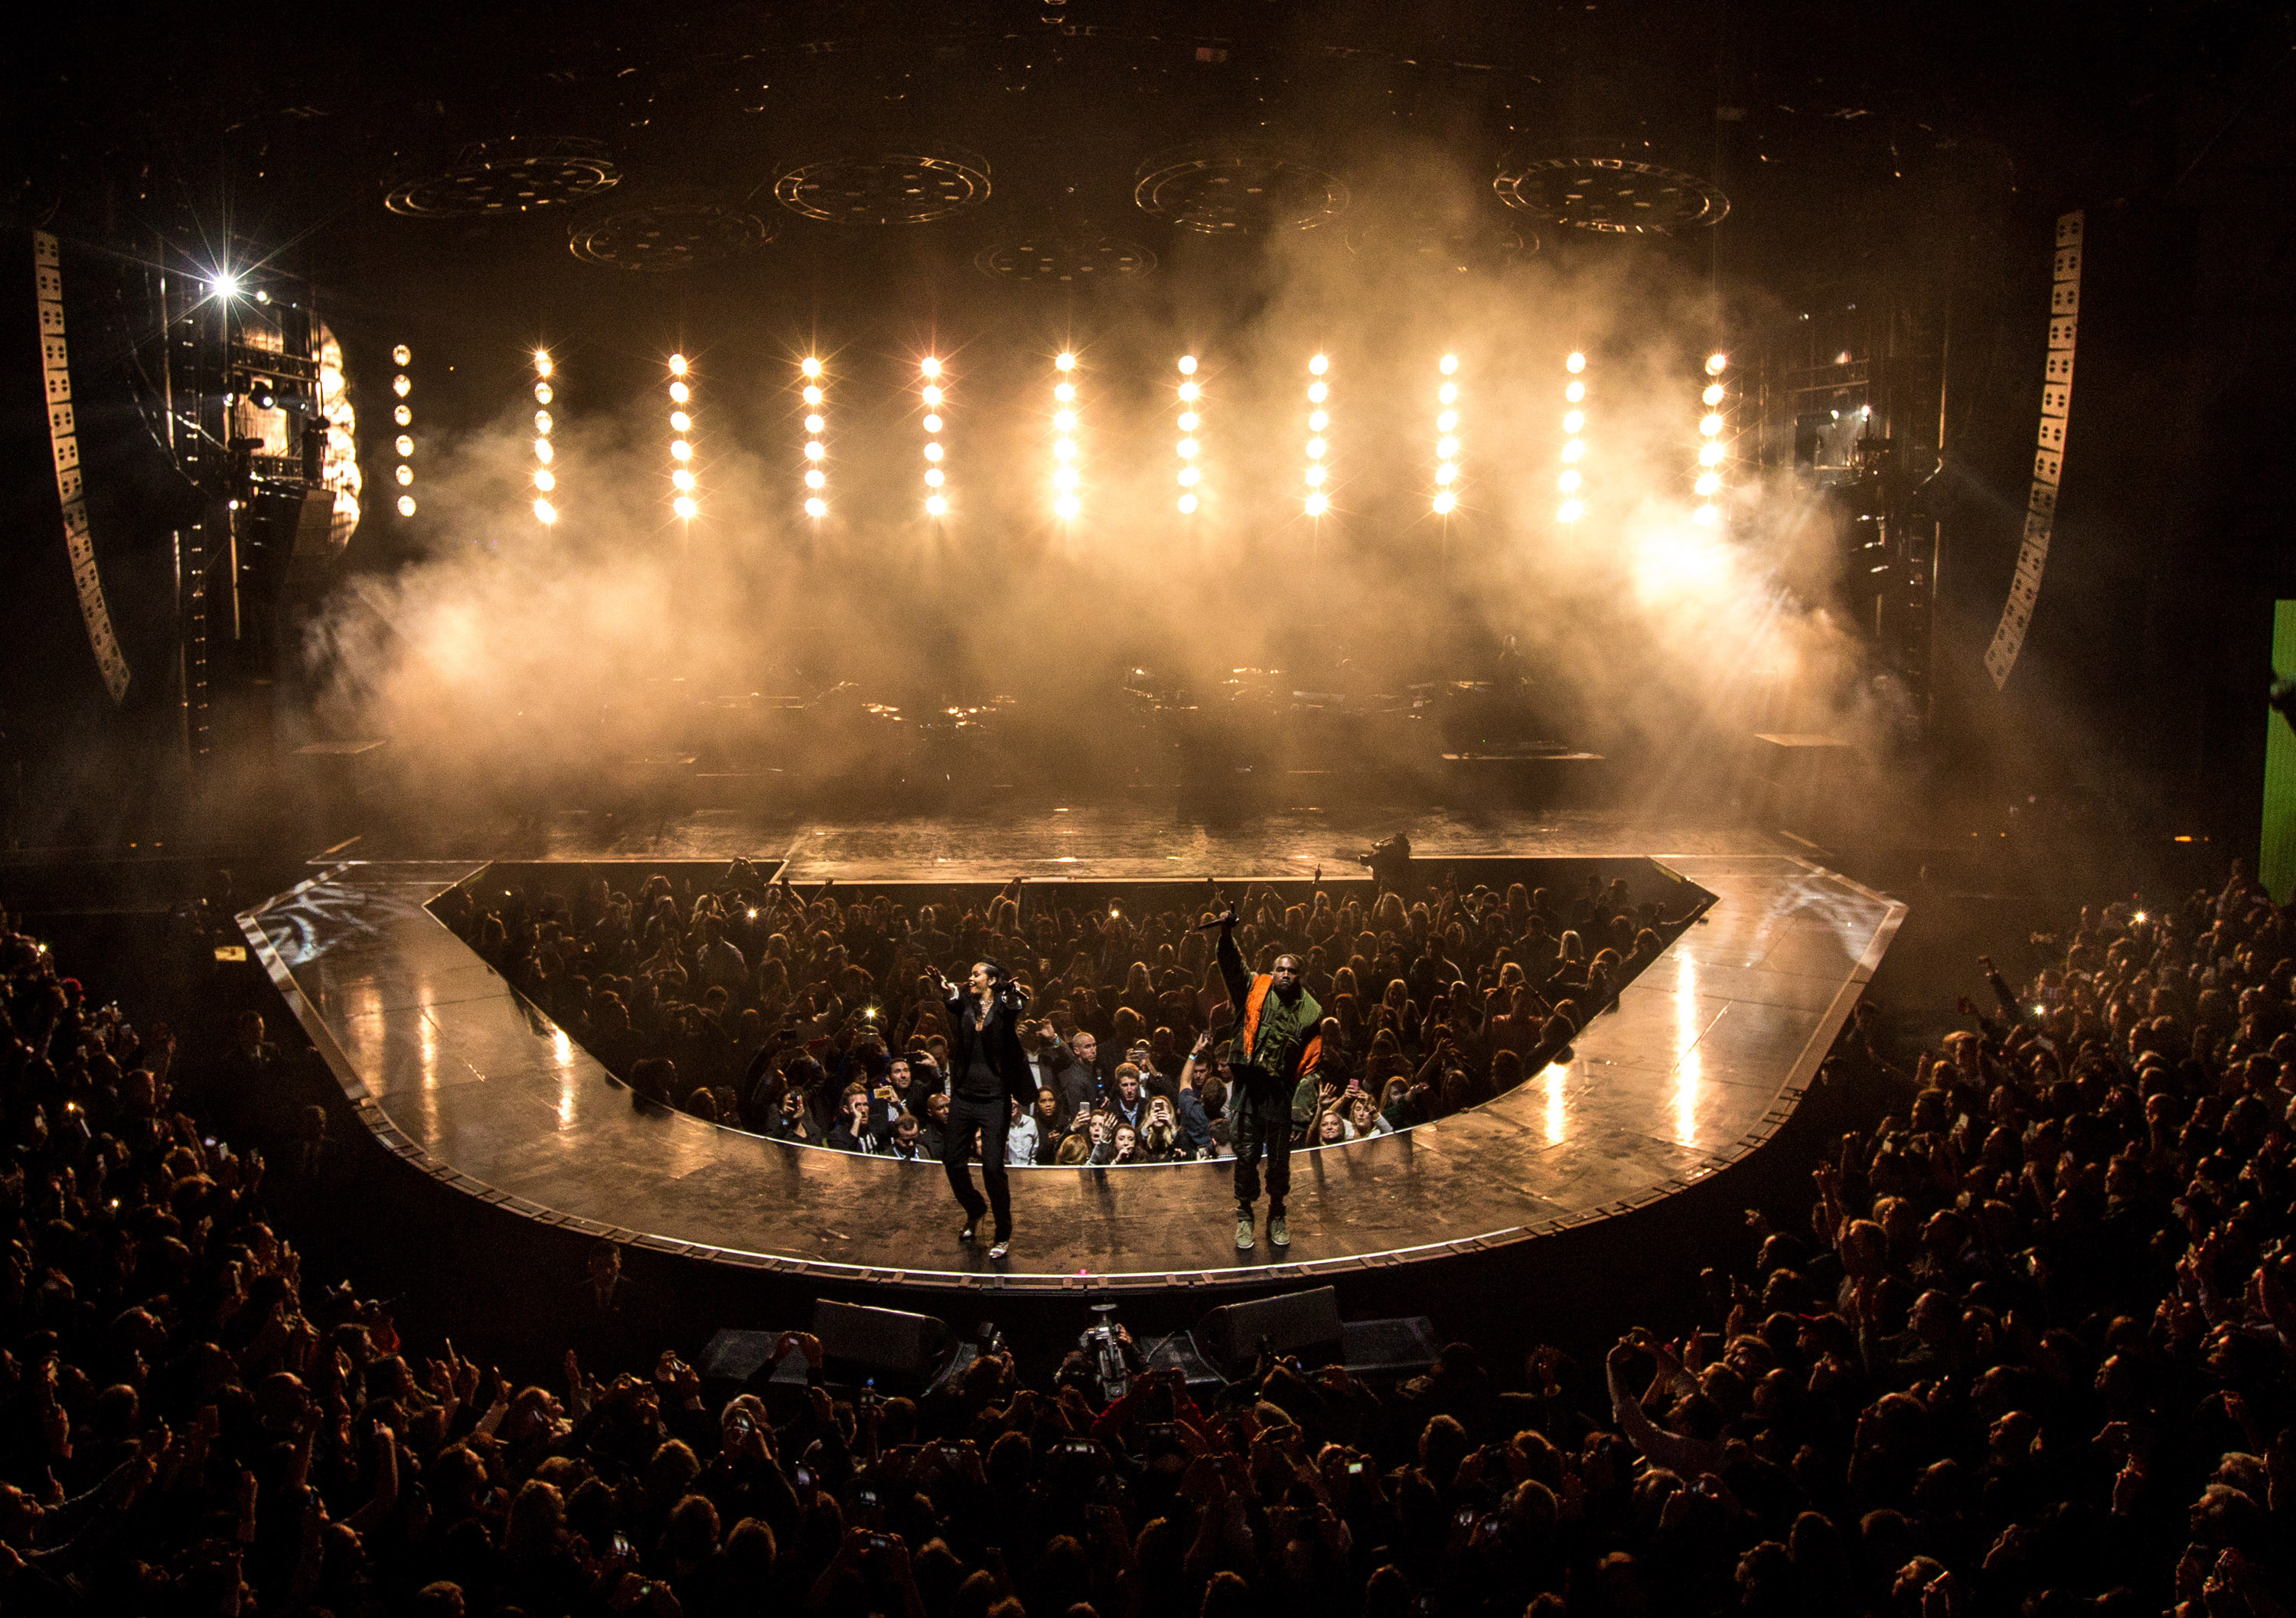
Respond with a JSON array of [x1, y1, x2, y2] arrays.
[[1341, 1315, 1441, 1376], [1195, 1286, 1342, 1369], [814, 1299, 952, 1385], [698, 1328, 813, 1391]]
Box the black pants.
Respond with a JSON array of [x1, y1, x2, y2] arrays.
[[944, 1091, 1013, 1236], [1231, 1098, 1293, 1213]]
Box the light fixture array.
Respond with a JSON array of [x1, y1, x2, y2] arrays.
[[1557, 351, 1587, 524], [1433, 354, 1460, 516], [1175, 355, 1202, 514], [921, 357, 948, 518], [1051, 351, 1081, 522], [668, 354, 697, 521], [391, 344, 414, 517], [1304, 354, 1331, 517], [1694, 351, 1728, 525], [532, 350, 557, 525], [800, 356, 827, 519]]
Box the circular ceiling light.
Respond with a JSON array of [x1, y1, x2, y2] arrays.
[[1132, 151, 1349, 234], [773, 149, 991, 224], [569, 197, 774, 270], [384, 137, 621, 217], [1492, 157, 1727, 235], [974, 233, 1156, 282]]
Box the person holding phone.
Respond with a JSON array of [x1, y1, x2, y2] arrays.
[[928, 955, 1035, 1258]]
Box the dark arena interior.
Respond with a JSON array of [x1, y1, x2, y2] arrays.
[[6, 5, 2296, 1615]]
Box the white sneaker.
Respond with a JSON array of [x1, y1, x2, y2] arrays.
[[1234, 1213, 1255, 1251], [1269, 1214, 1290, 1248]]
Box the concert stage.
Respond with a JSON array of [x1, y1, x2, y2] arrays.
[[240, 814, 1903, 1323]]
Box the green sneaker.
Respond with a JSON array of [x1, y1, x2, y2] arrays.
[[1234, 1212, 1255, 1251], [1269, 1214, 1290, 1248]]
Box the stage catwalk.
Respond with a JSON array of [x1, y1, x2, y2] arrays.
[[240, 815, 1902, 1295]]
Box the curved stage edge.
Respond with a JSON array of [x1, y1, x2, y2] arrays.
[[240, 853, 1903, 1304]]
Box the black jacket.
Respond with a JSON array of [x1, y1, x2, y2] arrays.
[[943, 982, 1035, 1105]]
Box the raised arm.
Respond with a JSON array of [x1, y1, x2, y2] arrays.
[[1213, 913, 1250, 1013]]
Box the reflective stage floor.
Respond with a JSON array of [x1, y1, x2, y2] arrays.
[[240, 813, 1903, 1297]]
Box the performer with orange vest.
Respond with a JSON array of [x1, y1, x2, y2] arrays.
[[1212, 906, 1321, 1252]]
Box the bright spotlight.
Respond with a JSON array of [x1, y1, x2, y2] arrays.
[[668, 354, 689, 376], [533, 497, 557, 524], [1309, 410, 1329, 432], [1178, 468, 1199, 487], [1439, 383, 1459, 404], [393, 374, 412, 399], [1309, 354, 1329, 375], [667, 380, 690, 405], [1694, 472, 1721, 496], [801, 357, 823, 377], [534, 469, 556, 491], [1435, 464, 1456, 485], [1564, 380, 1585, 403], [670, 440, 691, 461], [534, 383, 553, 404], [805, 496, 827, 517], [672, 469, 694, 491], [1177, 381, 1199, 402], [921, 356, 942, 378], [395, 465, 414, 487], [925, 468, 944, 487], [1700, 413, 1724, 436], [925, 442, 944, 462], [1557, 498, 1583, 523], [396, 494, 416, 517], [1561, 440, 1583, 462], [535, 439, 554, 463], [1178, 493, 1199, 513], [1437, 436, 1459, 459], [1178, 411, 1199, 431], [1558, 470, 1582, 492], [535, 351, 553, 377], [1307, 381, 1327, 403], [1703, 383, 1726, 406], [674, 495, 699, 520], [1705, 352, 1728, 376], [922, 384, 944, 405], [923, 413, 943, 432], [1439, 354, 1459, 375], [1054, 382, 1076, 402], [1306, 437, 1327, 459], [805, 441, 825, 461], [540, 411, 558, 433], [1565, 351, 1586, 373], [1178, 439, 1199, 458], [805, 469, 826, 489], [1304, 466, 1326, 487], [927, 494, 948, 516], [1178, 354, 1198, 375], [1433, 491, 1456, 514], [1055, 351, 1076, 371], [392, 344, 412, 366], [1693, 504, 1719, 525], [394, 434, 414, 457], [804, 413, 825, 432], [1055, 493, 1081, 518], [1305, 492, 1329, 516], [1053, 468, 1078, 491], [1698, 442, 1725, 466], [802, 385, 823, 406], [1054, 439, 1076, 461], [210, 271, 244, 298]]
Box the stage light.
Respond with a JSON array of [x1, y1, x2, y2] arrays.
[[1306, 380, 1328, 403], [921, 355, 942, 378], [668, 354, 688, 376], [923, 384, 944, 406], [1179, 439, 1199, 458], [1309, 354, 1329, 375], [1177, 411, 1199, 431], [1055, 351, 1076, 371], [806, 496, 827, 517], [1565, 351, 1586, 373], [1558, 498, 1583, 522], [805, 469, 826, 489], [927, 494, 948, 516], [1054, 409, 1078, 430], [396, 494, 416, 517], [670, 439, 691, 461], [1440, 354, 1459, 375], [535, 439, 553, 463], [1055, 438, 1076, 461], [1305, 492, 1329, 516], [1433, 491, 1456, 514], [1693, 355, 1731, 518], [674, 495, 698, 520], [1698, 442, 1724, 466], [393, 344, 412, 366], [535, 351, 553, 377], [395, 434, 414, 457], [1558, 470, 1581, 492], [393, 374, 411, 399], [1437, 435, 1459, 459], [210, 271, 242, 298], [1561, 440, 1583, 462], [1177, 380, 1199, 402], [395, 464, 414, 486], [1439, 382, 1459, 405], [925, 442, 944, 462], [1703, 382, 1726, 406], [1178, 354, 1198, 374], [802, 357, 823, 377], [1694, 472, 1721, 496], [668, 380, 690, 404], [923, 413, 943, 432], [1309, 409, 1328, 432], [671, 469, 693, 491], [1705, 352, 1728, 376], [1693, 504, 1719, 525], [533, 497, 557, 524], [394, 405, 411, 426], [534, 383, 553, 404], [1055, 493, 1081, 519], [1178, 492, 1198, 513], [1053, 468, 1078, 490], [1178, 467, 1199, 486], [804, 413, 824, 433], [925, 468, 944, 487], [537, 410, 555, 433], [393, 348, 416, 508], [1700, 413, 1724, 436], [668, 411, 688, 432], [1557, 351, 1588, 519], [1305, 466, 1326, 486], [1435, 464, 1456, 485], [1306, 437, 1327, 459], [802, 384, 823, 406], [1564, 380, 1584, 403], [1054, 381, 1076, 403], [1303, 355, 1332, 517], [805, 441, 824, 461]]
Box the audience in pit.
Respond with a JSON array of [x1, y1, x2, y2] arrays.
[[437, 860, 1692, 1165], [4, 863, 2296, 1616]]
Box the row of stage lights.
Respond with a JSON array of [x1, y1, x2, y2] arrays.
[[390, 346, 414, 516], [491, 347, 1730, 532]]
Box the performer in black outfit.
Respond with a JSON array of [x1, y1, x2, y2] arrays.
[[928, 958, 1034, 1258]]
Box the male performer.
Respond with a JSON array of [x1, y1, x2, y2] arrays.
[[927, 958, 1034, 1258], [1213, 908, 1322, 1251]]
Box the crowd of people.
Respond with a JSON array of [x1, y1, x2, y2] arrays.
[[5, 858, 2294, 1617], [436, 862, 1686, 1167]]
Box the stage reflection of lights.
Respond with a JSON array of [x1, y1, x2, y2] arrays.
[[1675, 948, 1701, 1146]]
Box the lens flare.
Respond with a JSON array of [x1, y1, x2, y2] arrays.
[[801, 357, 823, 378], [921, 356, 942, 378]]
